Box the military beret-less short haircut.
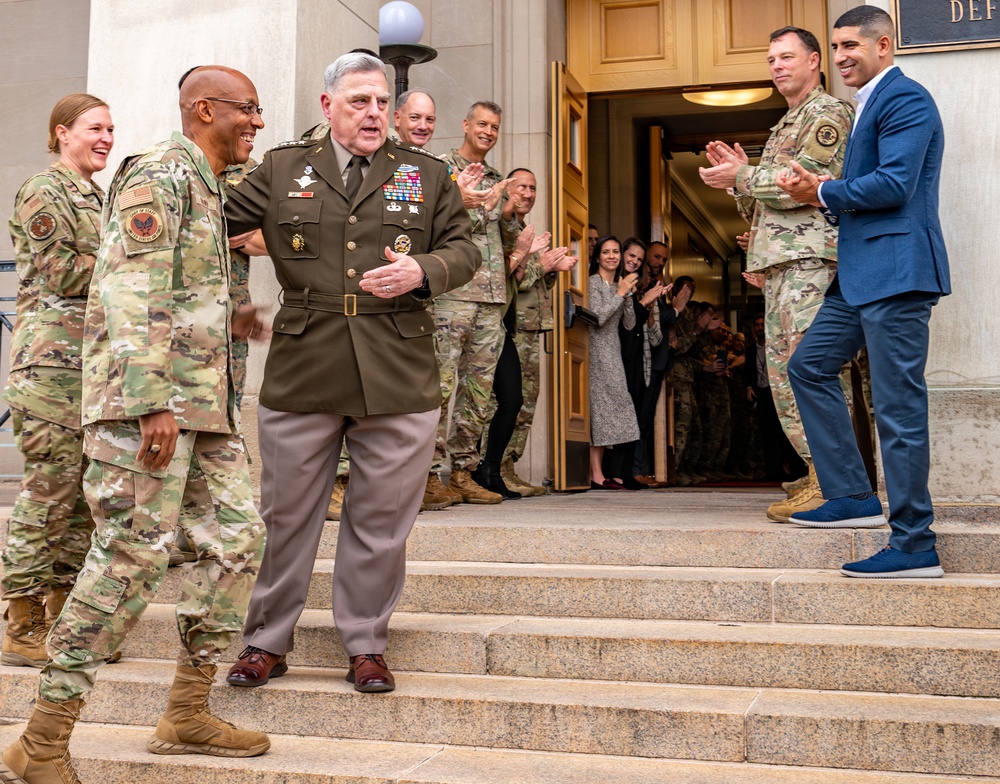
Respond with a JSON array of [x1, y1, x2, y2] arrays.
[[396, 89, 436, 111], [769, 26, 822, 65], [466, 100, 502, 120], [834, 5, 895, 42], [323, 52, 387, 93]]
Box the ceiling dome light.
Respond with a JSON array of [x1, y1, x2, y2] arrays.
[[682, 87, 773, 107]]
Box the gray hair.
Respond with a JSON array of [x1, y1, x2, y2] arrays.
[[323, 52, 387, 93], [396, 89, 435, 111]]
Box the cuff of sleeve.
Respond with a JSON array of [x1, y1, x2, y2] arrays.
[[817, 181, 829, 208]]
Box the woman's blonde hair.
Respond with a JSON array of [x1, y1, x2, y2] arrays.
[[48, 93, 108, 154]]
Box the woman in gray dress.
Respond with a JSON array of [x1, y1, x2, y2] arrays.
[[588, 236, 641, 489]]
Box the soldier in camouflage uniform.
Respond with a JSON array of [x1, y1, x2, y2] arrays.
[[669, 283, 718, 485], [0, 67, 272, 784], [496, 169, 576, 497], [699, 26, 853, 520], [430, 101, 520, 505], [2, 95, 114, 671]]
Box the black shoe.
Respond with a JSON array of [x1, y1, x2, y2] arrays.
[[473, 460, 522, 500]]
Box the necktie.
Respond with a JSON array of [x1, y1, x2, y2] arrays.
[[346, 155, 366, 202]]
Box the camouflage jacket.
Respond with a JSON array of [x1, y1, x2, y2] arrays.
[[82, 132, 237, 433], [6, 162, 102, 372], [669, 307, 708, 385], [438, 150, 519, 305], [516, 253, 558, 333], [733, 86, 854, 272]]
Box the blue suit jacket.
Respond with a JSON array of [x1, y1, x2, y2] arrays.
[[821, 67, 950, 306]]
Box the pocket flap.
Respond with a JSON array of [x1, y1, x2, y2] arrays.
[[272, 306, 309, 335], [392, 308, 434, 338], [278, 199, 322, 226], [71, 568, 126, 615], [860, 217, 911, 239], [11, 497, 53, 528]]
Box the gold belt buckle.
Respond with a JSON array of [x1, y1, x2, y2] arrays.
[[343, 294, 357, 316]]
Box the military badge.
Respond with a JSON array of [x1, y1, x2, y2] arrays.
[[304, 165, 314, 175], [408, 204, 420, 215], [27, 212, 57, 241], [287, 192, 315, 198], [294, 174, 317, 189], [393, 234, 412, 254], [382, 164, 424, 202], [386, 202, 402, 212], [292, 233, 305, 252], [125, 208, 163, 243], [816, 125, 840, 147]]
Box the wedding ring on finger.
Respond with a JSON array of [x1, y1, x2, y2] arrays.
[[150, 444, 162, 453], [385, 285, 391, 293]]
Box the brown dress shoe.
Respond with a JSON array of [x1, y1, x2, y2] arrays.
[[226, 646, 288, 687], [346, 653, 395, 693]]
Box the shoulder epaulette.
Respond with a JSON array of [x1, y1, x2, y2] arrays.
[[393, 140, 444, 162], [270, 139, 313, 151]]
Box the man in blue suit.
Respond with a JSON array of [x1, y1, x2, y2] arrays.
[[776, 5, 950, 578]]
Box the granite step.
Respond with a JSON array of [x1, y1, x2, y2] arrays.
[[2, 661, 998, 776], [0, 724, 994, 784], [74, 604, 1000, 698], [152, 560, 1000, 629], [319, 515, 1000, 572]]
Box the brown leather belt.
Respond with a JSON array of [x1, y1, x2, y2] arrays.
[[280, 288, 419, 317]]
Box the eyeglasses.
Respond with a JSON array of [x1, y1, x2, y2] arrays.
[[201, 98, 263, 117]]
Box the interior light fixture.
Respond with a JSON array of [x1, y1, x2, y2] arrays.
[[682, 87, 773, 107]]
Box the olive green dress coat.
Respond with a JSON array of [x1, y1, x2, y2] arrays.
[[225, 136, 479, 416]]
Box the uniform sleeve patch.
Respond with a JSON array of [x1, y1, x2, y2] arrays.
[[18, 195, 44, 223], [27, 212, 57, 241], [124, 208, 163, 243], [118, 185, 154, 210], [816, 125, 840, 147]]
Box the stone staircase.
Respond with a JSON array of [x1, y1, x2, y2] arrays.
[[2, 490, 1000, 782]]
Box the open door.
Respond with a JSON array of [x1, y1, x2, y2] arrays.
[[649, 125, 673, 484], [550, 62, 590, 491]]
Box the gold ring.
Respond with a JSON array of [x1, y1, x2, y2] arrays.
[[150, 444, 162, 453]]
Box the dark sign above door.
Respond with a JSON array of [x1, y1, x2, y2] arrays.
[[892, 0, 1000, 53]]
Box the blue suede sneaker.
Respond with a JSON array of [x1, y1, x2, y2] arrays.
[[841, 545, 944, 579], [789, 495, 886, 528]]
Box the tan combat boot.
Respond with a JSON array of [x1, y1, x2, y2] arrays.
[[421, 474, 454, 511], [0, 697, 84, 784], [767, 465, 824, 523], [448, 469, 502, 505], [1, 596, 48, 668], [147, 664, 270, 758], [326, 476, 347, 521], [781, 471, 811, 498], [501, 457, 545, 497], [427, 473, 462, 505]]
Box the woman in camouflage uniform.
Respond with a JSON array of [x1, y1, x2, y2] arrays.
[[2, 94, 114, 667]]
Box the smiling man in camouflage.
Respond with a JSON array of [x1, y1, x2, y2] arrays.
[[1, 65, 272, 784]]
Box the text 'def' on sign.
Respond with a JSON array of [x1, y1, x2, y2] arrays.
[[892, 0, 1000, 53]]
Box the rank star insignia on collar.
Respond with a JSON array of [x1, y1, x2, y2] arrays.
[[294, 174, 318, 189]]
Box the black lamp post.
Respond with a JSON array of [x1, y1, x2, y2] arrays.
[[378, 1, 438, 101]]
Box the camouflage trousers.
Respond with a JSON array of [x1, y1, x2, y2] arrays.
[[763, 258, 837, 463], [697, 376, 731, 473], [2, 410, 94, 599], [431, 300, 504, 472], [504, 328, 543, 462], [41, 422, 265, 703], [672, 379, 696, 469]]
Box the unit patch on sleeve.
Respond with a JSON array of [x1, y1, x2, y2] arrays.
[[27, 212, 57, 241], [816, 125, 840, 147], [125, 208, 163, 243]]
